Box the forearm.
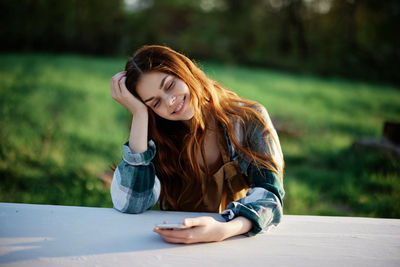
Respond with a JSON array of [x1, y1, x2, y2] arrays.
[[220, 216, 252, 240], [128, 110, 148, 154]]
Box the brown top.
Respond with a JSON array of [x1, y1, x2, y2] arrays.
[[194, 127, 250, 213]]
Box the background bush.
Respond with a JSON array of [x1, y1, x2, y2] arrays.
[[1, 0, 399, 84]]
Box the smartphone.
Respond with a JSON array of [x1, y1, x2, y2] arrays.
[[155, 223, 191, 230]]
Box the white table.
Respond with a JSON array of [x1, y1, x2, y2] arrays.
[[1, 202, 399, 267]]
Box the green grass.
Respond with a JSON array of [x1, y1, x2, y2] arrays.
[[1, 54, 399, 217]]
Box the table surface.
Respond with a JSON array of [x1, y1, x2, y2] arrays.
[[0, 202, 399, 267]]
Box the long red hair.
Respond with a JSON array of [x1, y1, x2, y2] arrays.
[[124, 45, 283, 211]]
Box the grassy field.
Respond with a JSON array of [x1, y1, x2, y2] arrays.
[[1, 53, 399, 217]]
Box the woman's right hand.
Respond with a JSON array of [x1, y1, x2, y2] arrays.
[[110, 71, 147, 115]]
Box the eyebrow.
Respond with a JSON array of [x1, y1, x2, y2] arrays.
[[143, 75, 168, 103]]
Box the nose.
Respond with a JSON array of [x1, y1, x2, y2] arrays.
[[167, 95, 176, 107]]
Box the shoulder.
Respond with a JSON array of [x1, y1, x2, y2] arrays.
[[231, 102, 275, 139], [247, 103, 274, 129], [226, 102, 273, 157]]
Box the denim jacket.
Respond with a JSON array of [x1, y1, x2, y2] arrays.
[[110, 105, 285, 236]]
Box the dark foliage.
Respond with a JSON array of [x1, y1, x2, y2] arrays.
[[1, 0, 399, 83]]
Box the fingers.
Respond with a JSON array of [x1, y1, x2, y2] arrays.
[[118, 76, 127, 93], [111, 71, 128, 99], [163, 235, 195, 244], [111, 71, 126, 80], [183, 218, 197, 227], [160, 235, 189, 244], [111, 71, 126, 89], [183, 217, 209, 227], [154, 216, 222, 244], [153, 228, 194, 244], [111, 71, 125, 87]]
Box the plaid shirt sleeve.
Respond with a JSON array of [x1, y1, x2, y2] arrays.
[[110, 140, 161, 213], [221, 105, 285, 236], [221, 168, 284, 236]]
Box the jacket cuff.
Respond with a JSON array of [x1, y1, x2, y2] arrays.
[[221, 202, 263, 236], [122, 140, 156, 166]]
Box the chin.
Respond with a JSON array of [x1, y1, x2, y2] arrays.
[[181, 112, 194, 121]]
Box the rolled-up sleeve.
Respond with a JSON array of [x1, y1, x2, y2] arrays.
[[111, 140, 161, 214], [221, 167, 284, 236]]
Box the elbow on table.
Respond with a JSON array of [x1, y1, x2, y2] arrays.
[[112, 198, 154, 214], [112, 204, 148, 214], [110, 171, 153, 214], [111, 191, 157, 214], [110, 168, 160, 214]]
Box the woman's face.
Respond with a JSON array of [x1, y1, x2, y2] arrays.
[[136, 71, 194, 121]]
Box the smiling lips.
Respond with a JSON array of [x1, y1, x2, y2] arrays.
[[172, 96, 185, 114]]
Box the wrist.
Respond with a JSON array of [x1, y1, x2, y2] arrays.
[[220, 216, 252, 240], [130, 107, 148, 117]]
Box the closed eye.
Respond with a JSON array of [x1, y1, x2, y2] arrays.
[[152, 78, 174, 108], [166, 80, 174, 91]]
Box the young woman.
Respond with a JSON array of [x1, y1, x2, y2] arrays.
[[110, 45, 285, 244]]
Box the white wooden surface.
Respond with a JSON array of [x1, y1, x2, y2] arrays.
[[1, 202, 399, 267]]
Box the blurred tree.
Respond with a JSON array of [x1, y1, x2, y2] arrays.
[[0, 0, 126, 54], [1, 0, 399, 83], [278, 0, 308, 59]]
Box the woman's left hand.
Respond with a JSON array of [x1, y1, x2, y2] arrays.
[[153, 216, 227, 244]]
